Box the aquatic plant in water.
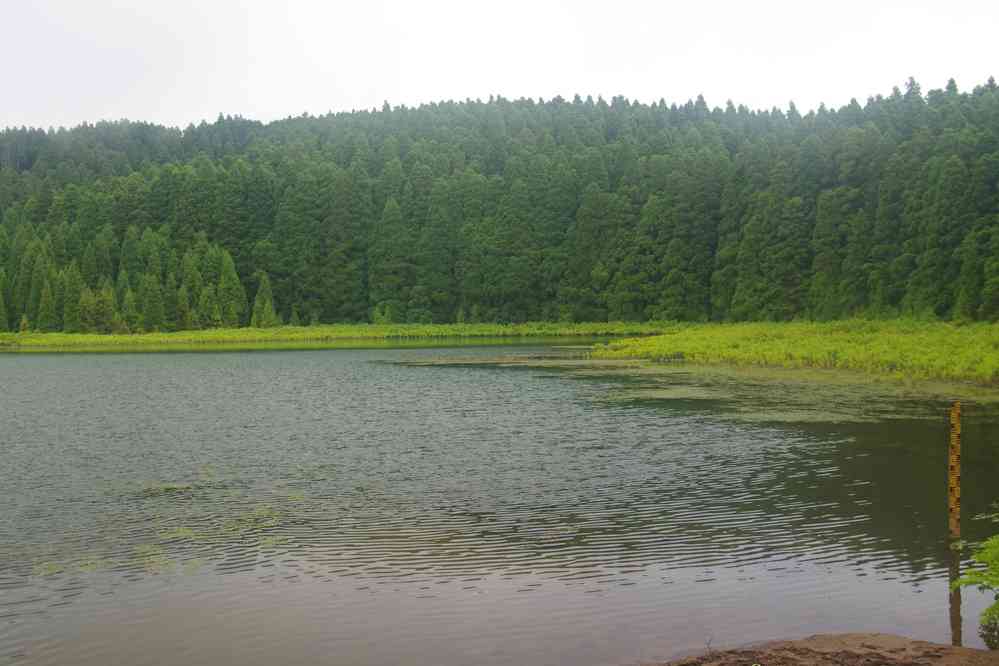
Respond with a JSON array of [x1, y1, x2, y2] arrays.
[[134, 544, 175, 574], [32, 561, 64, 577], [157, 526, 200, 541], [138, 482, 194, 498], [957, 503, 999, 649]]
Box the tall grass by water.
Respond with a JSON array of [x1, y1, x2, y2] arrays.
[[6, 320, 999, 386], [0, 321, 670, 352], [592, 320, 999, 385]]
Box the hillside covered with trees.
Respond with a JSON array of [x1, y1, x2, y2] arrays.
[[1, 77, 998, 332]]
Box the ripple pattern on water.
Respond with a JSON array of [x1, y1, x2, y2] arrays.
[[2, 347, 998, 664]]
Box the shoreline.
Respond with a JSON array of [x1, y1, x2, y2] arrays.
[[593, 320, 999, 387], [656, 633, 999, 665], [0, 322, 665, 353], [2, 319, 998, 388]]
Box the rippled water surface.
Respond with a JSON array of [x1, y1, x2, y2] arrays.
[[2, 346, 998, 665]]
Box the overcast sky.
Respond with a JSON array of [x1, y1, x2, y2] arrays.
[[6, 0, 998, 129]]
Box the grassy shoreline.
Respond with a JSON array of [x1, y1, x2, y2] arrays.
[[592, 320, 999, 386], [0, 321, 669, 353], [4, 320, 998, 388]]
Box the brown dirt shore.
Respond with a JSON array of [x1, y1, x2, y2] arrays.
[[655, 633, 999, 665]]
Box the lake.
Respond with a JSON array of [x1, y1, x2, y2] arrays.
[[1, 344, 998, 665]]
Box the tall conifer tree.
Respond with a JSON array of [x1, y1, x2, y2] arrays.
[[250, 272, 280, 328], [36, 281, 57, 331]]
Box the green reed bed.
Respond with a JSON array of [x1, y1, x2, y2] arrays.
[[592, 320, 999, 385], [0, 321, 671, 352]]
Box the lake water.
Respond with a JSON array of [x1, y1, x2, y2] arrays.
[[2, 345, 998, 665]]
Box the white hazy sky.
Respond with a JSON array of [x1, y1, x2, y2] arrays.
[[5, 0, 998, 129]]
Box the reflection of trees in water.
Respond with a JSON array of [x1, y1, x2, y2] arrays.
[[596, 366, 999, 578], [785, 416, 999, 573]]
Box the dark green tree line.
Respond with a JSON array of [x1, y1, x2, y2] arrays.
[[1, 77, 998, 331]]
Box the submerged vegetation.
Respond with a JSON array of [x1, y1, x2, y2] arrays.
[[28, 473, 302, 580], [593, 320, 999, 385]]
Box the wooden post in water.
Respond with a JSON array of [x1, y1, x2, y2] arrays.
[[947, 400, 962, 647]]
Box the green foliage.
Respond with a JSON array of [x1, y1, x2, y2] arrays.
[[62, 263, 83, 333], [162, 272, 178, 331], [78, 288, 95, 332], [198, 285, 222, 328], [1, 78, 999, 332], [36, 280, 57, 331], [121, 288, 140, 333], [982, 610, 999, 651], [958, 534, 999, 649], [0, 273, 7, 332], [93, 282, 117, 334], [139, 273, 165, 332], [593, 320, 999, 385], [957, 504, 999, 649], [217, 251, 246, 327], [176, 284, 194, 331], [250, 272, 280, 328], [0, 320, 672, 351]]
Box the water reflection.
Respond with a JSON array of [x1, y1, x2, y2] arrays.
[[950, 546, 963, 647]]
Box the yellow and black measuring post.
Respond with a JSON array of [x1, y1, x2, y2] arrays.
[[948, 401, 961, 540], [947, 400, 963, 647]]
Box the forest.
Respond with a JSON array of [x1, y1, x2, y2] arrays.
[[1, 76, 998, 332]]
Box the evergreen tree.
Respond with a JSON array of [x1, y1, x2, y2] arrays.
[[198, 285, 222, 328], [93, 282, 117, 334], [115, 268, 131, 308], [163, 272, 178, 331], [180, 251, 204, 303], [122, 288, 140, 332], [36, 280, 57, 331], [368, 197, 413, 323], [111, 311, 128, 334], [1, 78, 999, 328], [52, 270, 65, 331], [139, 273, 165, 331], [955, 230, 985, 321], [81, 243, 98, 288], [0, 270, 8, 332], [217, 250, 246, 327], [176, 284, 194, 331], [0, 281, 7, 332], [979, 229, 999, 321], [78, 288, 96, 333], [119, 226, 142, 288], [250, 272, 280, 327], [27, 255, 49, 324]]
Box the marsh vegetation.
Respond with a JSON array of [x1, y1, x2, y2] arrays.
[[0, 321, 664, 351], [594, 320, 999, 385]]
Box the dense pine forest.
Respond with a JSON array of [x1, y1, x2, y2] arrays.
[[1, 77, 998, 332]]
